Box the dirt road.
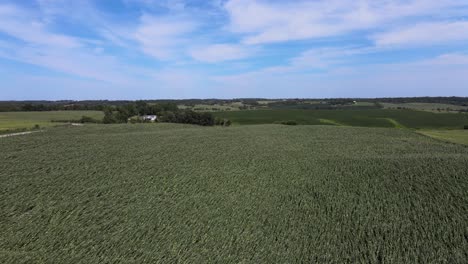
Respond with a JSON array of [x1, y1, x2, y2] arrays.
[[0, 131, 42, 138]]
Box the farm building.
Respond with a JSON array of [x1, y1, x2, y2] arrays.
[[142, 115, 157, 121]]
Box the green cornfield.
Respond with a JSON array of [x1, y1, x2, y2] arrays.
[[213, 109, 468, 129], [1, 124, 467, 263]]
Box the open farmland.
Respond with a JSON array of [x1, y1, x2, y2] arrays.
[[419, 130, 468, 145], [178, 101, 250, 112], [178, 103, 242, 111], [213, 109, 468, 129], [0, 111, 103, 131], [382, 102, 468, 112], [1, 124, 467, 263]]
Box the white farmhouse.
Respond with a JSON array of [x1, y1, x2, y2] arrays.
[[142, 115, 157, 122]]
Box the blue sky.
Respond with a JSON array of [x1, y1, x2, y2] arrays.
[[1, 0, 468, 100]]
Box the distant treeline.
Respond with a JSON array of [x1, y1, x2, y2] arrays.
[[0, 99, 258, 111], [266, 97, 468, 107], [1, 97, 468, 112], [365, 97, 468, 106]]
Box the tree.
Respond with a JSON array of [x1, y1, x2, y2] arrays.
[[215, 117, 231, 126], [160, 102, 178, 112], [158, 110, 214, 126], [135, 100, 148, 115], [160, 111, 176, 123], [80, 116, 99, 123], [102, 107, 117, 124]]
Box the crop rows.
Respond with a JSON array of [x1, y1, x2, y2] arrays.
[[213, 109, 468, 129], [1, 124, 467, 263]]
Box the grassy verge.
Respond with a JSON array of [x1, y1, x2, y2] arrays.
[[418, 130, 468, 145], [318, 118, 344, 126], [0, 128, 29, 135]]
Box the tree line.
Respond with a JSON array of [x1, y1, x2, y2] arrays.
[[101, 101, 229, 126], [2, 97, 468, 112]]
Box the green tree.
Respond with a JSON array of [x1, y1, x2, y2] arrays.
[[102, 107, 117, 124]]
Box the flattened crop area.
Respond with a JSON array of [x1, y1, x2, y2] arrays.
[[1, 124, 467, 263]]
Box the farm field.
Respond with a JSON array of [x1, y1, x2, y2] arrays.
[[382, 102, 468, 112], [178, 103, 241, 111], [1, 124, 467, 263], [178, 101, 252, 112], [213, 109, 468, 129], [0, 111, 103, 131], [419, 130, 468, 145]]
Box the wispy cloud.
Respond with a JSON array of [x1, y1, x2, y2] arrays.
[[35, 0, 133, 49], [373, 21, 468, 47], [123, 0, 187, 11], [224, 0, 468, 45], [189, 44, 253, 63], [0, 0, 468, 99], [0, 3, 144, 84], [134, 14, 196, 60], [213, 52, 468, 98], [0, 4, 80, 48]]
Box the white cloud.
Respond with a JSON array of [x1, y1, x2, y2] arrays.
[[0, 4, 80, 48], [2, 1, 468, 99], [224, 0, 468, 45], [0, 3, 148, 84], [429, 53, 468, 66], [373, 21, 468, 46], [134, 14, 196, 60], [189, 44, 252, 63], [35, 0, 133, 49], [123, 0, 186, 11], [290, 48, 355, 69], [246, 47, 369, 75], [213, 53, 468, 98], [224, 0, 347, 44]]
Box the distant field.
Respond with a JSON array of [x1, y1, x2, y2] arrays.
[[382, 102, 468, 112], [353, 101, 376, 107], [265, 101, 380, 110], [178, 101, 250, 112], [179, 104, 243, 111], [1, 124, 467, 263], [257, 100, 277, 105], [419, 130, 468, 145], [0, 111, 103, 131], [213, 109, 468, 129]]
